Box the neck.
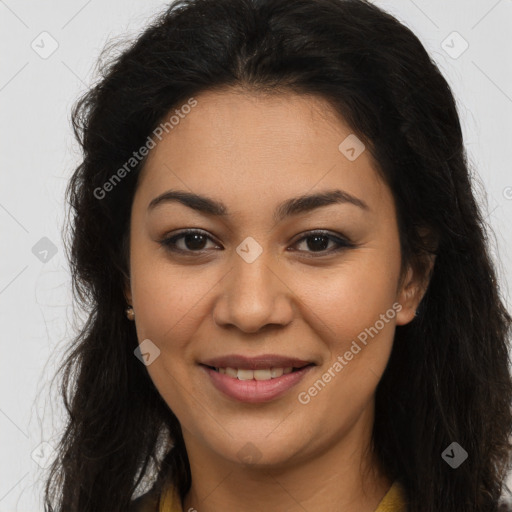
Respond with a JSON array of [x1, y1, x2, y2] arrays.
[[181, 403, 392, 512]]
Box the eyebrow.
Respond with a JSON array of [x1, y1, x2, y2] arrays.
[[147, 188, 369, 222]]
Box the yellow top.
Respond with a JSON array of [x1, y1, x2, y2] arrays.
[[157, 479, 407, 512]]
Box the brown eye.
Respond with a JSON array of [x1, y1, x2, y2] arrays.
[[160, 229, 220, 253], [291, 230, 353, 256]]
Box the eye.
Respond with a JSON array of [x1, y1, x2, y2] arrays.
[[160, 228, 353, 256], [290, 230, 354, 256], [160, 229, 221, 253]]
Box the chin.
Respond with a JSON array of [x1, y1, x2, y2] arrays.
[[208, 434, 309, 470]]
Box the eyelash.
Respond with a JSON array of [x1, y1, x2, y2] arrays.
[[159, 228, 354, 257]]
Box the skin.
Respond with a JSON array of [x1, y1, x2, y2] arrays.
[[125, 88, 433, 511]]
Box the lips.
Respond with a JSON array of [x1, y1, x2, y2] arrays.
[[198, 353, 316, 402]]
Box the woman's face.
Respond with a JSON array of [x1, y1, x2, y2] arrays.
[[125, 88, 423, 469]]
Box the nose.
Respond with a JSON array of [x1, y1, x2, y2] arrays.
[[212, 246, 294, 334]]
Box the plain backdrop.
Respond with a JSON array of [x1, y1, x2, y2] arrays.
[[1, 0, 511, 510]]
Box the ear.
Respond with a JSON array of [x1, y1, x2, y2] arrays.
[[395, 253, 436, 326]]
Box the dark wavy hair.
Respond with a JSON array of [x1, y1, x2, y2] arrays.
[[44, 0, 512, 510]]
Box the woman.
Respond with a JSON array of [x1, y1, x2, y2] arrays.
[[44, 0, 512, 511]]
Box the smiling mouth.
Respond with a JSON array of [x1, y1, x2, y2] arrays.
[[201, 362, 315, 403], [203, 364, 313, 380]]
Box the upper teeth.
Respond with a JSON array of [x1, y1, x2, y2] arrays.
[[216, 367, 294, 380]]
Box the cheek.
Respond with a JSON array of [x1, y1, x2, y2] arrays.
[[294, 267, 398, 432], [297, 247, 401, 341], [130, 248, 220, 343], [130, 262, 225, 414], [292, 248, 401, 407]]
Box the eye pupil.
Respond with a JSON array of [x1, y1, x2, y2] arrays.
[[307, 235, 329, 252], [185, 233, 207, 250]]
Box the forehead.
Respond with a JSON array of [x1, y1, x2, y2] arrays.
[[135, 88, 388, 217]]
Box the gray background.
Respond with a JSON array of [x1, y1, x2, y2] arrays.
[[0, 0, 511, 509]]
